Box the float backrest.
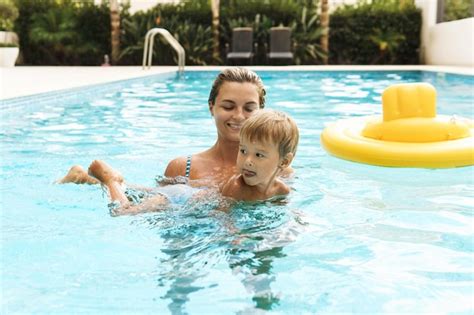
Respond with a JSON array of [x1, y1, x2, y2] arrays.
[[382, 83, 436, 121]]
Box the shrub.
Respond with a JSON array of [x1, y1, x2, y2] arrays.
[[15, 0, 111, 65], [444, 0, 473, 22], [290, 6, 326, 65], [119, 13, 157, 65], [11, 0, 422, 66], [14, 0, 53, 63], [329, 0, 421, 65], [0, 42, 17, 47], [0, 0, 18, 31]]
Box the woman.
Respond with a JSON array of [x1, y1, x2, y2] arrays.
[[165, 67, 266, 185], [58, 67, 267, 187]]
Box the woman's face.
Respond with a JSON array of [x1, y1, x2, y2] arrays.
[[210, 82, 261, 143]]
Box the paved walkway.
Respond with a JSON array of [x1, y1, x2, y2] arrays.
[[1, 65, 472, 100]]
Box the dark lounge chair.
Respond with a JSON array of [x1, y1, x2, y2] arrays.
[[226, 27, 255, 65], [267, 26, 294, 64]]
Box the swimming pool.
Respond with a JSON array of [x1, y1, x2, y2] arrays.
[[1, 70, 473, 314]]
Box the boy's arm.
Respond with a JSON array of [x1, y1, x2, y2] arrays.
[[220, 175, 244, 200], [111, 193, 169, 216]]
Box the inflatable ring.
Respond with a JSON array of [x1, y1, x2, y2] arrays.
[[321, 83, 474, 168]]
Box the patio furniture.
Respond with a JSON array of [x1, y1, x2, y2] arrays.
[[226, 27, 256, 65], [267, 26, 294, 64]]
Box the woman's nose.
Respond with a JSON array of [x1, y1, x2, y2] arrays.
[[233, 107, 245, 121]]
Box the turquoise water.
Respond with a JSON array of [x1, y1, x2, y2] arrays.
[[1, 71, 473, 314]]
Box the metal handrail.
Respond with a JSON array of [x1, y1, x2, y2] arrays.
[[142, 28, 185, 73]]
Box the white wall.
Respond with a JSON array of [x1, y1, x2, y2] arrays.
[[95, 0, 178, 14], [127, 0, 178, 14], [416, 0, 474, 66], [426, 18, 474, 66]]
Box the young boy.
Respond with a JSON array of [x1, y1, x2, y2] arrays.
[[220, 109, 299, 201], [84, 110, 298, 215]]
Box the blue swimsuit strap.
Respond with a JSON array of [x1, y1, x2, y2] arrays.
[[185, 155, 191, 177]]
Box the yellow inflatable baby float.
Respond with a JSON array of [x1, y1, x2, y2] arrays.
[[321, 82, 474, 168]]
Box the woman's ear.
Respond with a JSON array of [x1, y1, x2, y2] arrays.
[[279, 153, 294, 169], [209, 101, 214, 116]]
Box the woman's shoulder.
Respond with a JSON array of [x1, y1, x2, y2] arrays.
[[164, 156, 188, 177], [164, 151, 209, 178]]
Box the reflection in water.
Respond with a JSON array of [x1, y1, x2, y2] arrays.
[[228, 246, 286, 310], [137, 199, 303, 314]]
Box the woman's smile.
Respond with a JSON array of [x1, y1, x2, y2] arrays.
[[226, 122, 243, 132]]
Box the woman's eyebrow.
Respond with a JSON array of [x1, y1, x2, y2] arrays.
[[220, 99, 236, 104]]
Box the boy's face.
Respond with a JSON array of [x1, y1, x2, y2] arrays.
[[236, 137, 281, 189]]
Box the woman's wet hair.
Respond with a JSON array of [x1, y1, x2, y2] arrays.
[[208, 68, 266, 108]]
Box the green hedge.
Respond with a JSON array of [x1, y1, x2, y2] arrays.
[[329, 2, 421, 64], [13, 0, 422, 66], [14, 0, 110, 65], [444, 0, 473, 22]]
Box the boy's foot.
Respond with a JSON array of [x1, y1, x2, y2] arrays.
[[57, 165, 99, 184], [88, 160, 124, 185]]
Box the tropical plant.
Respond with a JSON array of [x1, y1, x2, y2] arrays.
[[291, 6, 326, 65], [74, 2, 110, 65], [0, 0, 18, 31], [29, 4, 103, 65], [29, 7, 78, 64], [368, 28, 405, 64], [444, 0, 473, 22], [174, 22, 213, 65], [120, 12, 213, 66], [119, 14, 157, 64]]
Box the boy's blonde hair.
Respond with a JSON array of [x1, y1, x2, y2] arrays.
[[240, 110, 299, 158]]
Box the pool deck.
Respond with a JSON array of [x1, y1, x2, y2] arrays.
[[1, 65, 472, 100]]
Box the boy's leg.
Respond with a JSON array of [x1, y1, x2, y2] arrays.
[[88, 160, 129, 205], [56, 165, 100, 184], [88, 160, 168, 216]]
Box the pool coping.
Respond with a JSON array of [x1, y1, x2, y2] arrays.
[[1, 65, 472, 101]]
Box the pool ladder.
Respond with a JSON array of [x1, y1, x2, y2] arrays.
[[142, 28, 185, 74]]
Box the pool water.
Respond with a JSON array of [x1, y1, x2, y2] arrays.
[[1, 71, 473, 314]]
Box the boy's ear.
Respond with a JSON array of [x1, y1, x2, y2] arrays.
[[279, 153, 294, 169]]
